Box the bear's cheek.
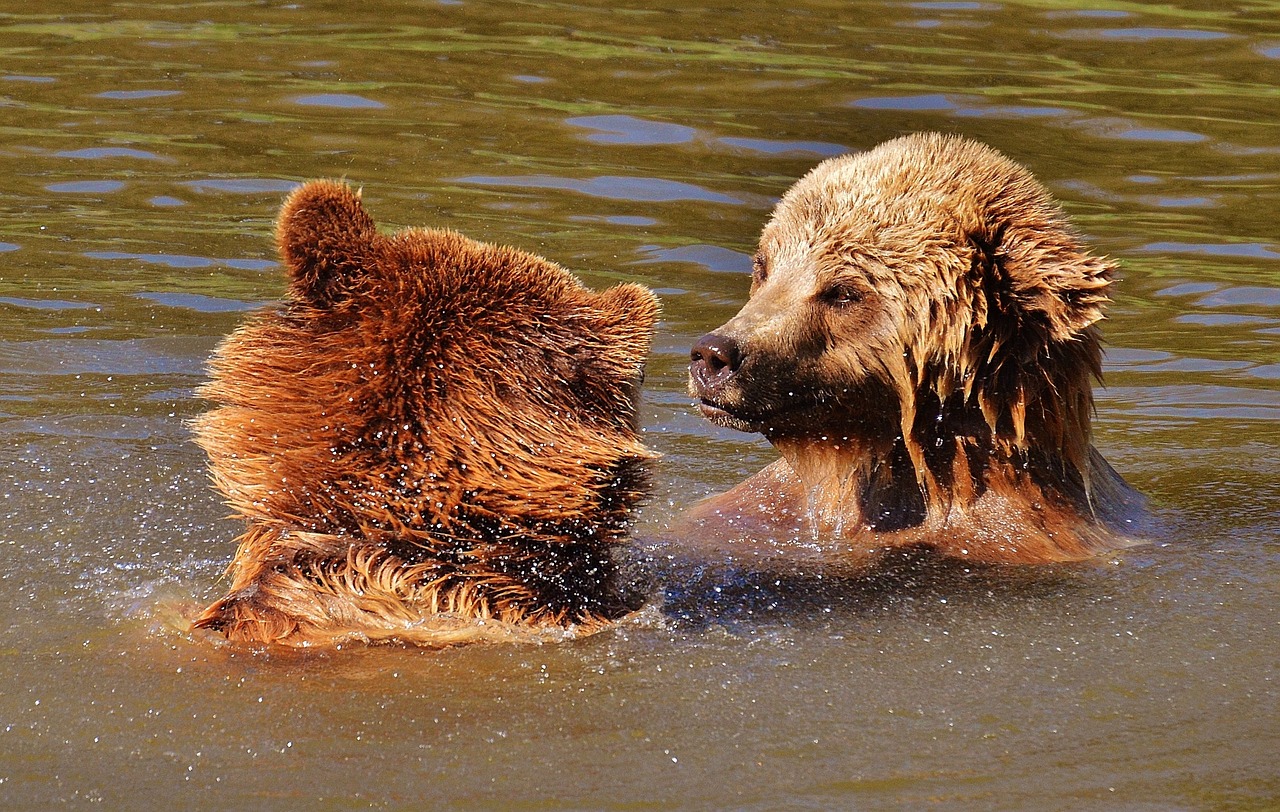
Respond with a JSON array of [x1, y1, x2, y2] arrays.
[[804, 288, 891, 353]]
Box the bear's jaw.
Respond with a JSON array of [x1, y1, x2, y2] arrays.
[[693, 394, 883, 437], [690, 362, 896, 438], [693, 396, 761, 433]]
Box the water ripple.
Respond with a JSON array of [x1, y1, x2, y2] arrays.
[[1246, 364, 1280, 380], [1091, 28, 1232, 42], [95, 89, 180, 100], [1194, 287, 1280, 308], [717, 137, 846, 156], [55, 147, 166, 161], [293, 93, 385, 109], [908, 1, 996, 9], [635, 244, 753, 273], [47, 181, 126, 193], [86, 251, 275, 271], [1108, 383, 1280, 422], [952, 105, 1071, 119], [1155, 282, 1218, 298], [0, 297, 100, 311], [1074, 118, 1208, 143], [568, 214, 658, 227], [0, 338, 208, 377], [134, 292, 261, 313], [182, 178, 298, 194], [567, 115, 697, 146], [1140, 242, 1280, 261], [1175, 314, 1274, 327], [852, 94, 954, 111], [457, 174, 741, 204]]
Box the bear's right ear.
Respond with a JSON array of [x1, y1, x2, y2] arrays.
[[591, 282, 661, 360], [276, 180, 378, 308]]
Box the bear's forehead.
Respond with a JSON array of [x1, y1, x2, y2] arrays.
[[764, 180, 964, 259], [792, 157, 983, 219], [764, 138, 1043, 260]]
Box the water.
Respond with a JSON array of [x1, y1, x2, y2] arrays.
[[1, 1, 1277, 808]]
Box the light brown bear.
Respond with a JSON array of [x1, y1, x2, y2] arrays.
[[687, 132, 1142, 569], [192, 180, 659, 646]]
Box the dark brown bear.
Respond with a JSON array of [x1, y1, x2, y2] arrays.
[[192, 180, 659, 646], [687, 133, 1142, 569]]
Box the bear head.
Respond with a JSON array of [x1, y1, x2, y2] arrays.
[[194, 180, 659, 634], [690, 133, 1115, 511]]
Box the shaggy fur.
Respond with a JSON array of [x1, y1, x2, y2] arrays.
[[687, 132, 1142, 567], [192, 180, 659, 646]]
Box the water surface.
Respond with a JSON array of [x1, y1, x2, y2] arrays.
[[1, 1, 1277, 809]]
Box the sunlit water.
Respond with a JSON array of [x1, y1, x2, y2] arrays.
[[1, 1, 1277, 809]]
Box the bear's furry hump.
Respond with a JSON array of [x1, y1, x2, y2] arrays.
[[192, 180, 659, 646]]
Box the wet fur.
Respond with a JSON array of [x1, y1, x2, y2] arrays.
[[686, 133, 1142, 567], [193, 181, 658, 646]]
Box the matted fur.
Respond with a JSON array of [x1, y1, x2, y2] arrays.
[[687, 133, 1142, 566], [192, 180, 659, 646]]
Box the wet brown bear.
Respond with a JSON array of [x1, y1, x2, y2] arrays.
[[687, 132, 1141, 568], [193, 180, 659, 646]]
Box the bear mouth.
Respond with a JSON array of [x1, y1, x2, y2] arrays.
[[695, 397, 761, 433]]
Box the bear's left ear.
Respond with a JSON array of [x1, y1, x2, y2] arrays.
[[591, 282, 661, 359], [276, 180, 378, 308], [973, 223, 1114, 343]]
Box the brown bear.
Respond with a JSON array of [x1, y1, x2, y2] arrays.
[[686, 132, 1142, 569], [192, 180, 659, 646]]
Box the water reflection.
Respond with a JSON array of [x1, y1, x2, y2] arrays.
[[568, 114, 698, 145], [46, 180, 126, 193], [294, 93, 385, 109], [56, 147, 168, 161], [635, 244, 752, 273], [458, 174, 743, 204], [96, 89, 181, 100], [87, 250, 276, 271]]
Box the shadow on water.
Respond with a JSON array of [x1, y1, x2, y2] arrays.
[[627, 541, 1118, 632]]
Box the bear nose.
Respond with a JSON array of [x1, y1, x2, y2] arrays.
[[690, 332, 742, 388]]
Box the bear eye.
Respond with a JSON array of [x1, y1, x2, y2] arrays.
[[751, 252, 769, 285], [820, 283, 862, 308]]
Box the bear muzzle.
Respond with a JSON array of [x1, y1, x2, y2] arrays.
[[689, 331, 758, 429]]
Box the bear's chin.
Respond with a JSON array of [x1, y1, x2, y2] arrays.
[[697, 398, 824, 436], [696, 399, 762, 433]]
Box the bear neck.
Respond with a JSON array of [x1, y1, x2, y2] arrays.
[[768, 432, 924, 533], [767, 390, 1095, 537]]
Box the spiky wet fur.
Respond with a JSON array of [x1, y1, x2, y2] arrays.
[[192, 181, 658, 646], [685, 133, 1142, 566]]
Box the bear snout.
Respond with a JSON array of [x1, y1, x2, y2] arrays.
[[689, 332, 743, 395]]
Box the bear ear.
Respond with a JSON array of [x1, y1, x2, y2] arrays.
[[276, 180, 379, 308], [592, 282, 661, 357], [972, 222, 1114, 344]]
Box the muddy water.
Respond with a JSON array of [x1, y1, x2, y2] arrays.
[[1, 1, 1278, 808]]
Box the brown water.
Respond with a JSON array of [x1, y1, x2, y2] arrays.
[[1, 1, 1278, 809]]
